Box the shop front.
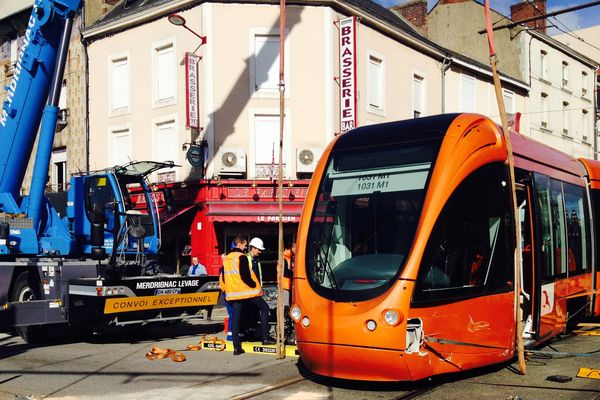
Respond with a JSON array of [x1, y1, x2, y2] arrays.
[[132, 179, 309, 278], [190, 179, 309, 279]]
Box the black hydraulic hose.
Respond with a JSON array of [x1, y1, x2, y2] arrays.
[[48, 17, 73, 107]]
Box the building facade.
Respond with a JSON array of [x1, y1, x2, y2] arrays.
[[422, 0, 598, 159], [82, 0, 527, 275], [0, 0, 118, 194], [553, 25, 600, 147]]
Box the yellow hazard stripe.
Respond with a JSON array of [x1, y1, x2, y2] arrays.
[[104, 291, 219, 314], [573, 330, 600, 336], [222, 340, 299, 357], [577, 368, 600, 380]]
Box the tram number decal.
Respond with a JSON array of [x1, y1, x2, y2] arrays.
[[541, 283, 554, 316], [357, 174, 389, 191]]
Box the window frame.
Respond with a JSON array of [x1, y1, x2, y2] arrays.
[[152, 114, 179, 182], [151, 38, 177, 108], [503, 89, 515, 114], [108, 52, 131, 116], [50, 148, 67, 192], [249, 28, 291, 99], [412, 72, 426, 118], [540, 50, 548, 80], [107, 124, 133, 167], [366, 50, 385, 116], [459, 73, 476, 113], [562, 61, 569, 89], [562, 101, 570, 135], [541, 92, 549, 128], [249, 108, 291, 179]]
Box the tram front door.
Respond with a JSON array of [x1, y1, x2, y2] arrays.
[[517, 184, 536, 343]]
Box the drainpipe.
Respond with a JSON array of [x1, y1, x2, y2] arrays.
[[441, 56, 452, 113], [595, 66, 599, 160]]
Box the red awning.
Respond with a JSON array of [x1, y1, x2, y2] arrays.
[[160, 204, 196, 225], [206, 201, 303, 223]]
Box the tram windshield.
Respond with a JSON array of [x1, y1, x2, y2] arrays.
[[306, 141, 439, 302]]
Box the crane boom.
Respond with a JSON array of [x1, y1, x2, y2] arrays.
[[0, 0, 82, 205]]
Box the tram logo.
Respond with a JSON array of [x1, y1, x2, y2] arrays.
[[541, 283, 554, 316]]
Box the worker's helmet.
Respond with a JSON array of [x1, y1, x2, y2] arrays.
[[249, 237, 265, 250]]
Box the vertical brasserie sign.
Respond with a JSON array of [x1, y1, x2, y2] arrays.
[[186, 53, 200, 129], [339, 16, 356, 134]]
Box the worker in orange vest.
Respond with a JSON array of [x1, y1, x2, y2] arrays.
[[223, 235, 275, 355], [281, 240, 295, 305]]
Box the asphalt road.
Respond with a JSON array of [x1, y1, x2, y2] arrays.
[[0, 308, 599, 400]]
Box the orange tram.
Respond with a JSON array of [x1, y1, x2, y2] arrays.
[[290, 113, 600, 382]]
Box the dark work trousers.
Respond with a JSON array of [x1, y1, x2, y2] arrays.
[[230, 296, 271, 349]]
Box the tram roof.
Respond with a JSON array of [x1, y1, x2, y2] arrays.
[[336, 113, 586, 181], [510, 128, 586, 179]]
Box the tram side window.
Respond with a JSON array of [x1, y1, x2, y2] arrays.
[[550, 179, 568, 276], [535, 174, 554, 280], [414, 163, 512, 303], [535, 175, 590, 280], [562, 183, 590, 275]]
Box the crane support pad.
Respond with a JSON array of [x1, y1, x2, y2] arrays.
[[577, 368, 600, 380]]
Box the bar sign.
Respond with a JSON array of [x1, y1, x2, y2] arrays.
[[186, 52, 200, 129]]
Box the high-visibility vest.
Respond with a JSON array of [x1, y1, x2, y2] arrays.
[[219, 266, 226, 292], [223, 251, 262, 301], [282, 250, 292, 290], [247, 254, 263, 285]]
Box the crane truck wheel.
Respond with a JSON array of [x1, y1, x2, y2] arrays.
[[12, 271, 49, 343]]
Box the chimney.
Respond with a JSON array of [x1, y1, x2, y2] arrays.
[[390, 0, 428, 33], [510, 0, 547, 34]]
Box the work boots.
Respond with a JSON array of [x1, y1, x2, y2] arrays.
[[233, 346, 245, 355]]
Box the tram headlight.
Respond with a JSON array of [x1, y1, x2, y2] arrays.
[[366, 320, 377, 331], [290, 305, 302, 322], [301, 316, 310, 327], [382, 309, 402, 327]]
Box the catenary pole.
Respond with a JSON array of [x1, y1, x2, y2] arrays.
[[276, 0, 286, 359], [484, 0, 526, 375]]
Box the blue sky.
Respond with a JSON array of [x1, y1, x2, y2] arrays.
[[374, 0, 600, 34]]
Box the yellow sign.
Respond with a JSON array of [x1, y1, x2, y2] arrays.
[[104, 292, 219, 314], [577, 368, 600, 380], [573, 330, 600, 336]]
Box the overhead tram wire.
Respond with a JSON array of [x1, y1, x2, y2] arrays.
[[478, 0, 600, 33], [550, 22, 600, 54]]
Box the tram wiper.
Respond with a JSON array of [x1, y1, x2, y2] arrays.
[[313, 199, 343, 301], [317, 246, 343, 301]]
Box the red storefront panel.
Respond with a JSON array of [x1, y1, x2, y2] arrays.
[[206, 201, 303, 223]]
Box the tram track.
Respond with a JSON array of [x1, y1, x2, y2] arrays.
[[390, 384, 441, 400], [227, 370, 443, 400], [227, 373, 316, 400]]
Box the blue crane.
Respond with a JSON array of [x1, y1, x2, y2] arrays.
[[0, 0, 219, 342]]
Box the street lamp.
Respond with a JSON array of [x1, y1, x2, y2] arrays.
[[168, 14, 207, 45]]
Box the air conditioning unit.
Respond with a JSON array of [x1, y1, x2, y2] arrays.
[[219, 148, 246, 176], [296, 147, 321, 174]]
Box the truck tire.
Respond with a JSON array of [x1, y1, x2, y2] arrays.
[[12, 271, 48, 343]]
